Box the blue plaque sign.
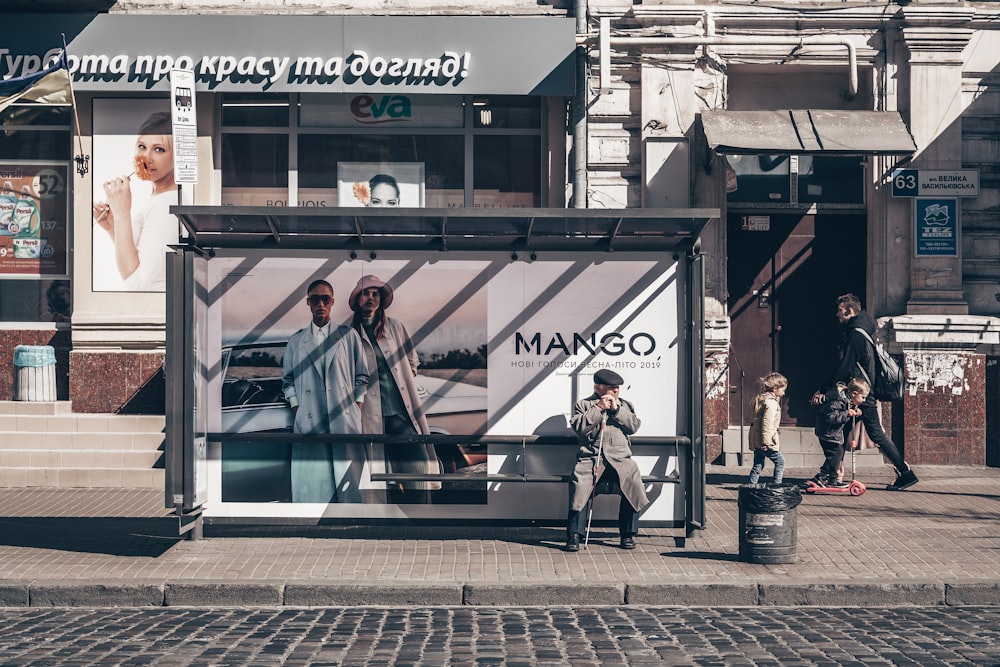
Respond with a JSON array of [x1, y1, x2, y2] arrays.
[[914, 198, 958, 256]]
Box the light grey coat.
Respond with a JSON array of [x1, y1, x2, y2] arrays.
[[282, 324, 372, 503], [569, 394, 650, 513], [356, 316, 441, 492]]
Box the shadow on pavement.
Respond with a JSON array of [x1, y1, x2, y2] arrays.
[[662, 551, 741, 562], [203, 523, 570, 547], [0, 517, 179, 557]]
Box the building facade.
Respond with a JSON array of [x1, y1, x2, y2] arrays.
[[580, 1, 1000, 466], [1, 0, 998, 482]]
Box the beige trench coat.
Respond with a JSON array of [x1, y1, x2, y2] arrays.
[[748, 392, 781, 452], [569, 394, 650, 513], [281, 325, 373, 503], [357, 315, 441, 492]]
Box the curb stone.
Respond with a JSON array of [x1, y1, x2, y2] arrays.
[[759, 581, 945, 607], [164, 582, 283, 607], [626, 583, 759, 606], [945, 582, 1000, 606], [462, 583, 625, 606], [0, 580, 997, 607], [30, 582, 164, 607], [284, 582, 464, 607], [0, 582, 29, 607]]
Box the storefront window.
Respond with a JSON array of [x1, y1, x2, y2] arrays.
[[797, 156, 864, 204], [221, 93, 547, 209], [221, 94, 289, 127], [298, 134, 464, 207], [221, 134, 289, 204], [473, 97, 542, 129], [0, 107, 71, 161], [726, 154, 791, 203], [0, 103, 72, 322], [727, 154, 864, 205], [474, 136, 541, 208]]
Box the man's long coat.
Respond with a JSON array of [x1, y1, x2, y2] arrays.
[[569, 394, 650, 513]]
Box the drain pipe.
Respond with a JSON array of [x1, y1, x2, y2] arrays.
[[572, 0, 588, 208], [578, 32, 859, 99]]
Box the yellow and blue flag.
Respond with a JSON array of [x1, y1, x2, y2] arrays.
[[0, 50, 71, 115]]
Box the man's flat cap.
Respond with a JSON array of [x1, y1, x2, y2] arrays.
[[594, 369, 624, 386]]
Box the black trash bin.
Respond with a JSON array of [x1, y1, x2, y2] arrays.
[[738, 483, 802, 564]]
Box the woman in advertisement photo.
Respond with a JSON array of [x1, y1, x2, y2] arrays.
[[340, 162, 424, 208], [92, 110, 178, 292], [349, 274, 442, 504], [354, 173, 401, 208]]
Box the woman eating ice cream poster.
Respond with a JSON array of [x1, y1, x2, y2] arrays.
[[92, 101, 179, 292]]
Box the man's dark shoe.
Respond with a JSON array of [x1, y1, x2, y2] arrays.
[[830, 479, 851, 489], [887, 469, 918, 491], [564, 534, 581, 552], [620, 536, 636, 550]]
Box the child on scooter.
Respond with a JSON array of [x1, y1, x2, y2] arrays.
[[747, 372, 788, 486], [809, 378, 870, 488]]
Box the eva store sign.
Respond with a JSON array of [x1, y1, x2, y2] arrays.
[[351, 95, 413, 124]]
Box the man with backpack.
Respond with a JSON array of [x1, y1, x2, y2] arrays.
[[810, 293, 918, 491]]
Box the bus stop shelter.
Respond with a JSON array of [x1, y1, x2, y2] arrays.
[[163, 207, 718, 539]]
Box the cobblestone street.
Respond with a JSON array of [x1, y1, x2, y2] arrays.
[[2, 605, 999, 666]]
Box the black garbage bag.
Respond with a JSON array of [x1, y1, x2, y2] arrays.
[[738, 483, 802, 513]]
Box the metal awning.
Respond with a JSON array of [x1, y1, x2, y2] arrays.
[[171, 206, 719, 253], [701, 109, 917, 155]]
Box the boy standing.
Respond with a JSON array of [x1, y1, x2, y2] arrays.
[[810, 378, 870, 488]]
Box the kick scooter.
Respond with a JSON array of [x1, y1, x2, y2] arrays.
[[804, 417, 867, 497]]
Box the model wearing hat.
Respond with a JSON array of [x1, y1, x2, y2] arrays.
[[349, 275, 441, 503], [565, 369, 650, 551]]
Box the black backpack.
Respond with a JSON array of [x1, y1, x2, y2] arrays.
[[854, 328, 904, 402]]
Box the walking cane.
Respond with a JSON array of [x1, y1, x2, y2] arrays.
[[583, 412, 608, 549]]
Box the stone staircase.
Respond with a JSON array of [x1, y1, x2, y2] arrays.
[[0, 400, 164, 489], [721, 426, 891, 472]]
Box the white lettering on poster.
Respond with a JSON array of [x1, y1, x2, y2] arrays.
[[0, 47, 471, 88]]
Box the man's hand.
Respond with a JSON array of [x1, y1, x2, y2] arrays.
[[810, 391, 825, 406], [597, 394, 619, 412]]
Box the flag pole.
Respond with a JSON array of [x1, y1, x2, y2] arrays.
[[62, 34, 89, 177]]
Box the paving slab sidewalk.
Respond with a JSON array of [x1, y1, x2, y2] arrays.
[[0, 465, 997, 607]]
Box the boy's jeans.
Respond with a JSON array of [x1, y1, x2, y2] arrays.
[[749, 448, 785, 484]]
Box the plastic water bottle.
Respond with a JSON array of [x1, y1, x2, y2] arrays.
[[0, 181, 16, 235], [11, 185, 39, 238]]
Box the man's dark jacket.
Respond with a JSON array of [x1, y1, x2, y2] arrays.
[[831, 310, 877, 389]]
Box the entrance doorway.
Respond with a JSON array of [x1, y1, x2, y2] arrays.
[[727, 212, 866, 426]]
